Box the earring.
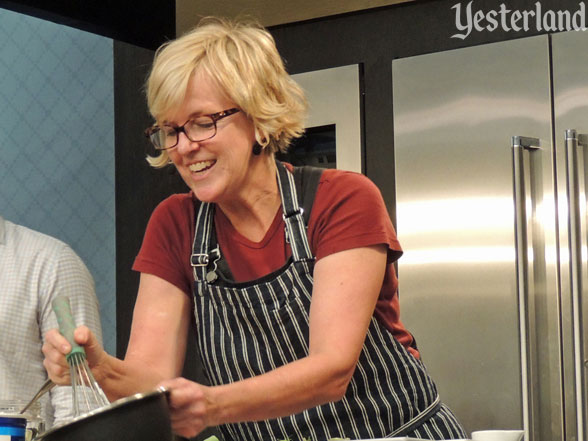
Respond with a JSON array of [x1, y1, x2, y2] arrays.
[[252, 142, 262, 156]]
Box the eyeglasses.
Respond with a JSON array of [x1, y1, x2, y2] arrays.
[[145, 108, 240, 150]]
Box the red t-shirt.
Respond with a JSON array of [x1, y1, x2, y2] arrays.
[[133, 167, 419, 358]]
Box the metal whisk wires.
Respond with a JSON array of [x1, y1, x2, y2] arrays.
[[52, 296, 110, 417], [67, 348, 109, 417]]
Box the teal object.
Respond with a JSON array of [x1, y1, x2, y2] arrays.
[[52, 296, 86, 363]]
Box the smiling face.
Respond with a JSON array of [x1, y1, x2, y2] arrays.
[[164, 71, 262, 204]]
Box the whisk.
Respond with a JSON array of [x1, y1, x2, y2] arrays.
[[52, 296, 110, 417]]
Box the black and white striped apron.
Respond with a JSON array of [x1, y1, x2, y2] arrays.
[[191, 161, 466, 440]]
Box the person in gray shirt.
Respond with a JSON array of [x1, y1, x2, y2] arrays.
[[0, 215, 102, 429]]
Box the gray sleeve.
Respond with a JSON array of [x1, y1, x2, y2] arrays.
[[39, 243, 103, 427]]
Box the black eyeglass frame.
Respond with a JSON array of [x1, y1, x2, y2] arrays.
[[145, 108, 240, 150]]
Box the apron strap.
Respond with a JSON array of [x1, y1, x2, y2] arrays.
[[276, 160, 314, 262], [293, 165, 323, 226], [191, 201, 215, 282]]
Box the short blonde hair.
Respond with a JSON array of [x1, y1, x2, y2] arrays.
[[145, 17, 308, 168]]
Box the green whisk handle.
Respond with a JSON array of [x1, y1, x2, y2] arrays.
[[52, 296, 86, 362]]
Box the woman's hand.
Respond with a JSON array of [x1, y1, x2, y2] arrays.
[[42, 325, 107, 385], [43, 273, 193, 402], [158, 377, 211, 438]]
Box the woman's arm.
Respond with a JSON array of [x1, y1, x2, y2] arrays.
[[123, 273, 192, 382], [161, 244, 387, 438], [44, 272, 192, 401]]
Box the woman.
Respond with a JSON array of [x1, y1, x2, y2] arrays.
[[43, 17, 466, 440]]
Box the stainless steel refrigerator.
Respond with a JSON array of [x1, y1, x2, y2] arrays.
[[392, 30, 587, 441]]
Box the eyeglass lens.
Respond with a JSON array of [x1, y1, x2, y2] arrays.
[[151, 115, 217, 149]]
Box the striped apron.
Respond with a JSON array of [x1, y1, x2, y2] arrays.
[[191, 161, 466, 440]]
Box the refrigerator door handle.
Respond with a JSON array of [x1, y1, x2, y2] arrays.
[[511, 135, 541, 441], [564, 128, 587, 441]]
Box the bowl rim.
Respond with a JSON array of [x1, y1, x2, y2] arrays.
[[35, 387, 169, 440]]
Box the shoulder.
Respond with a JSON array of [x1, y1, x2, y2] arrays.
[[316, 168, 385, 207], [308, 169, 402, 261], [154, 192, 195, 212], [148, 193, 195, 228], [0, 218, 92, 284], [135, 193, 195, 295], [319, 167, 380, 189], [2, 218, 71, 258]]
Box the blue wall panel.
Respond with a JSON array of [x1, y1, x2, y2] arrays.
[[0, 8, 116, 354]]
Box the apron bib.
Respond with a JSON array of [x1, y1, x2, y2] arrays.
[[191, 161, 463, 440]]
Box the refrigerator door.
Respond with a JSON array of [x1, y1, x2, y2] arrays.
[[392, 35, 561, 441], [291, 65, 362, 172], [552, 30, 588, 441]]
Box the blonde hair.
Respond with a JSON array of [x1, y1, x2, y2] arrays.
[[145, 16, 308, 168]]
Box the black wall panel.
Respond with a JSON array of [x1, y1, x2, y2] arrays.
[[0, 0, 174, 49]]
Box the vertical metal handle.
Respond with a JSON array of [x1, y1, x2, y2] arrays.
[[512, 135, 541, 441], [565, 128, 587, 441]]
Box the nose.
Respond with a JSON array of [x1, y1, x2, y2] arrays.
[[175, 131, 200, 154]]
